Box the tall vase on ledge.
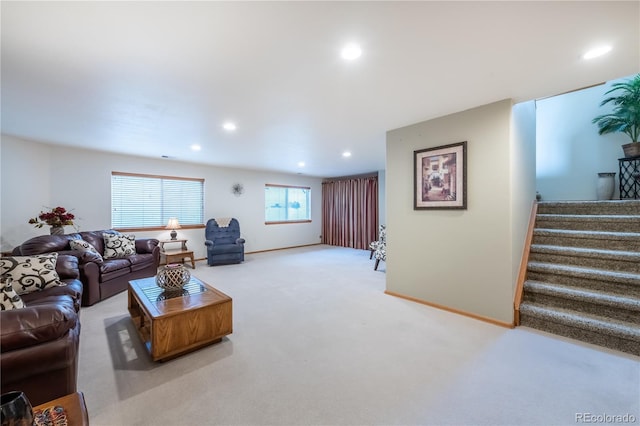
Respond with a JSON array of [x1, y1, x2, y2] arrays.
[[596, 172, 616, 200], [50, 226, 65, 235]]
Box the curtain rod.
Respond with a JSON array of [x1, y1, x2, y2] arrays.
[[322, 172, 378, 183]]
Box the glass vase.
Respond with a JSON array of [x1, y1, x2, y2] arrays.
[[49, 226, 65, 235]]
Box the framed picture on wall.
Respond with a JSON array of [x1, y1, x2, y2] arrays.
[[414, 141, 467, 210]]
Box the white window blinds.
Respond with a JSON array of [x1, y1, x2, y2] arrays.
[[111, 172, 204, 228]]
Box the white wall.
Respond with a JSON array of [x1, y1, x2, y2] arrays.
[[511, 101, 537, 286], [0, 134, 323, 258], [378, 169, 386, 226], [536, 75, 636, 200], [386, 99, 535, 324], [0, 136, 52, 252]]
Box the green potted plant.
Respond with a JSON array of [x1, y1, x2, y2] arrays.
[[592, 73, 640, 158]]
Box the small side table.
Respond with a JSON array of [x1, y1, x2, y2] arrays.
[[33, 392, 89, 426], [159, 239, 195, 269], [618, 155, 640, 199]]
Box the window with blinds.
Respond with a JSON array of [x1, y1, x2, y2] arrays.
[[111, 172, 204, 229], [265, 184, 311, 224]]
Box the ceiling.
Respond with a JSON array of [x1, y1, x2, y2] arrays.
[[2, 1, 638, 178]]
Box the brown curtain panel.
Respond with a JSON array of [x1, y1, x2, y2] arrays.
[[322, 176, 378, 250]]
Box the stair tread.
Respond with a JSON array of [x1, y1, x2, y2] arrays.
[[538, 211, 640, 215], [530, 244, 640, 261], [519, 303, 640, 340], [538, 214, 640, 221], [538, 200, 640, 206], [537, 201, 640, 217], [528, 261, 640, 283], [524, 280, 640, 311], [534, 228, 640, 239]]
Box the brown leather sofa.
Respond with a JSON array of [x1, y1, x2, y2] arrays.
[[12, 230, 160, 306], [0, 254, 83, 406]]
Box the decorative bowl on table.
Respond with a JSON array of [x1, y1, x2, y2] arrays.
[[156, 264, 191, 291], [1, 391, 34, 426]]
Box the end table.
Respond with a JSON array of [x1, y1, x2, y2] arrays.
[[33, 392, 89, 426], [618, 155, 640, 199], [159, 239, 195, 269]]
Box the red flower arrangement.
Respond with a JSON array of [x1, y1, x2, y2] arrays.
[[29, 206, 76, 228]]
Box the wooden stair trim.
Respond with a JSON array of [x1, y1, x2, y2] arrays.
[[514, 200, 537, 325]]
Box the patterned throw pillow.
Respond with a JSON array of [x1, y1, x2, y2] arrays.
[[69, 239, 104, 262], [0, 253, 63, 295], [0, 277, 25, 310], [103, 233, 136, 259]]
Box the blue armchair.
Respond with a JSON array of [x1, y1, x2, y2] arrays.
[[204, 218, 245, 266]]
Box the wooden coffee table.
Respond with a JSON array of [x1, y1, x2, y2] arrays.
[[127, 276, 232, 361]]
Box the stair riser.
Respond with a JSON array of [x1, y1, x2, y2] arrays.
[[522, 292, 640, 323], [519, 316, 640, 356], [533, 235, 640, 251], [535, 219, 639, 232], [529, 252, 640, 273], [537, 201, 640, 215], [526, 271, 640, 296]]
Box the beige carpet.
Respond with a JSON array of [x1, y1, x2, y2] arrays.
[[78, 245, 639, 425]]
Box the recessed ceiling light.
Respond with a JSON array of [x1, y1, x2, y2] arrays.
[[191, 144, 201, 151], [341, 43, 362, 61], [223, 122, 237, 131], [583, 45, 612, 60], [342, 151, 352, 158], [298, 161, 305, 167]]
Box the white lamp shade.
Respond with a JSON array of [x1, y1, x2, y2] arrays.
[[166, 218, 181, 229]]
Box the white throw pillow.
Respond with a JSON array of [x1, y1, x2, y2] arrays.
[[0, 253, 63, 295], [69, 239, 104, 262], [103, 233, 136, 259]]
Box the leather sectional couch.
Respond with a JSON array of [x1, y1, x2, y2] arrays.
[[11, 229, 160, 306], [0, 254, 83, 405], [1, 230, 159, 405]]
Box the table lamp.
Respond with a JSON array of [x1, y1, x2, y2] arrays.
[[166, 218, 181, 240]]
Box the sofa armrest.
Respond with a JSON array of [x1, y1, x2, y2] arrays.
[[1, 322, 80, 406], [135, 238, 159, 254], [204, 240, 214, 247], [55, 254, 81, 280], [79, 262, 101, 306], [0, 303, 78, 352], [236, 238, 245, 245]]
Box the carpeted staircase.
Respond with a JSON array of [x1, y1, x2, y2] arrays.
[[519, 200, 640, 356]]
